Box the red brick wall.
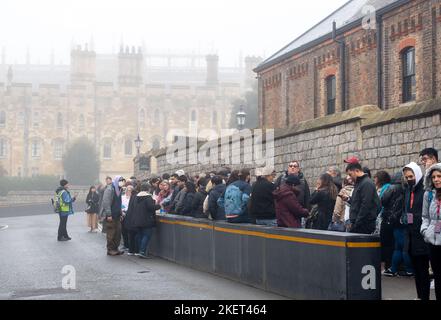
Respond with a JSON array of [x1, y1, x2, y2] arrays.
[[258, 0, 441, 129]]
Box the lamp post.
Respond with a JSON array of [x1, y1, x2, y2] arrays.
[[134, 133, 143, 156], [236, 105, 247, 130]]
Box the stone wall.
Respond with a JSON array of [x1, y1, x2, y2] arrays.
[[134, 99, 441, 184], [0, 187, 88, 207]]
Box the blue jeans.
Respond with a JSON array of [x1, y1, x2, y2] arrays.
[[391, 227, 414, 273], [136, 227, 154, 255], [255, 219, 277, 227]]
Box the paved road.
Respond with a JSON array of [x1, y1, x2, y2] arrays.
[[0, 206, 285, 300], [0, 205, 436, 300]]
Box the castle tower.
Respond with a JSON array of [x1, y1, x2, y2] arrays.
[[244, 56, 263, 90], [118, 45, 143, 86], [70, 44, 96, 85], [206, 54, 219, 86]]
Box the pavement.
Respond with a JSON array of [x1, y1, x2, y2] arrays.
[[0, 204, 436, 300], [0, 204, 285, 300]]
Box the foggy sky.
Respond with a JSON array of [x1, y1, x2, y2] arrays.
[[1, 0, 348, 67]]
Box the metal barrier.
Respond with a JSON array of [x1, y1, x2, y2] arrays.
[[149, 214, 381, 300]]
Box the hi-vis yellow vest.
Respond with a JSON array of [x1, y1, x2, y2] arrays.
[[58, 190, 70, 212]]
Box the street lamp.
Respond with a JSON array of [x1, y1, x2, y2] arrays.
[[236, 105, 247, 130], [134, 133, 143, 155]]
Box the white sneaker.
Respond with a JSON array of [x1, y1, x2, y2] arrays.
[[135, 253, 140, 257]]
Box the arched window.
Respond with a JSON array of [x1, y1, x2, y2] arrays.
[[326, 75, 336, 115], [103, 140, 112, 159], [0, 138, 7, 158], [79, 114, 85, 129], [53, 140, 64, 160], [17, 112, 24, 126], [402, 47, 416, 103], [31, 140, 41, 158], [0, 111, 5, 127], [152, 137, 160, 150], [124, 139, 133, 156], [139, 109, 146, 129], [56, 112, 63, 129]]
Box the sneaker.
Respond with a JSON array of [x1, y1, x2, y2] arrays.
[[134, 253, 140, 257], [107, 251, 120, 256], [382, 269, 398, 277], [399, 271, 415, 277], [139, 254, 151, 260], [127, 252, 135, 256], [58, 237, 69, 242]]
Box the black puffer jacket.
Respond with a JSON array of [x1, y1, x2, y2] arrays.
[[132, 192, 161, 228], [380, 172, 404, 227], [249, 177, 276, 220], [310, 190, 336, 231], [349, 174, 381, 234], [191, 189, 208, 218], [402, 167, 429, 256], [208, 184, 226, 220]]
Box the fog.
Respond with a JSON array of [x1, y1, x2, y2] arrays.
[[1, 0, 348, 66]]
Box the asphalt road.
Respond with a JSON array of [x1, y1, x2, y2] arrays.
[[0, 206, 285, 300], [0, 205, 436, 300]]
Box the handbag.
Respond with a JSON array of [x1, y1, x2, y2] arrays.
[[305, 205, 319, 229], [328, 221, 346, 232]]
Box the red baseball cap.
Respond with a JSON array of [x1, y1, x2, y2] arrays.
[[344, 156, 360, 164]]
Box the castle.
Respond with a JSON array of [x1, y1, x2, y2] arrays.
[[0, 44, 262, 181]]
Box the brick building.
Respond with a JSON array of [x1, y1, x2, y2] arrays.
[[255, 0, 441, 129]]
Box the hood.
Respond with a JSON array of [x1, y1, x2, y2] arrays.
[[273, 184, 295, 200], [113, 176, 122, 197], [403, 162, 423, 188], [424, 163, 441, 191], [137, 191, 152, 197], [55, 186, 64, 194]]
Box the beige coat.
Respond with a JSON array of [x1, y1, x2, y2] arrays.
[[332, 185, 354, 223]]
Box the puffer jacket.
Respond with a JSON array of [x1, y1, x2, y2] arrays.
[[380, 172, 404, 227], [421, 163, 441, 246], [131, 192, 161, 228]]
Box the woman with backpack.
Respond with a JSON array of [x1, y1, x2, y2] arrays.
[[85, 186, 100, 233], [421, 163, 441, 300], [310, 173, 338, 231], [218, 169, 252, 224]]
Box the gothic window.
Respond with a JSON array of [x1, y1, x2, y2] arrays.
[[402, 47, 416, 103], [103, 141, 112, 159], [326, 75, 336, 115], [152, 137, 160, 150], [124, 139, 133, 156], [53, 140, 64, 160], [31, 140, 41, 158]]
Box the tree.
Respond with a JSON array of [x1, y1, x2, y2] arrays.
[[229, 81, 259, 129], [63, 137, 100, 185]]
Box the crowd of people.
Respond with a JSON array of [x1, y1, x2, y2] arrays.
[[53, 147, 441, 300]]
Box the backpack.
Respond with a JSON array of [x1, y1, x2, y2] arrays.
[[222, 184, 246, 216], [51, 191, 63, 213]]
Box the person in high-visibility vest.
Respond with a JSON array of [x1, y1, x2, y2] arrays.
[[56, 179, 76, 241]]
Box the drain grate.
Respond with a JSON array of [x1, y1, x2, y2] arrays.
[[11, 288, 79, 299]]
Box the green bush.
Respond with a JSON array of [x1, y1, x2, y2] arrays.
[[0, 175, 60, 196]]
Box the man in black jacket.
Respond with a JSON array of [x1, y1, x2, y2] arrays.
[[275, 161, 310, 210], [250, 167, 277, 226], [345, 162, 380, 235], [208, 176, 226, 220], [402, 162, 430, 300]]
